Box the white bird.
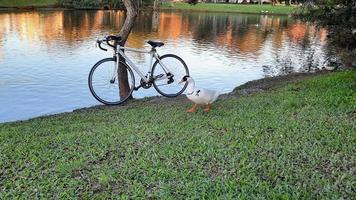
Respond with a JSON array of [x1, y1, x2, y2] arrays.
[[179, 75, 220, 113], [322, 64, 336, 71]]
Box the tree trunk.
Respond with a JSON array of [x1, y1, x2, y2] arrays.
[[117, 0, 138, 99], [153, 0, 159, 10], [152, 10, 159, 32]]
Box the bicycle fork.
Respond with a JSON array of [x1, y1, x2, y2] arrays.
[[110, 59, 118, 84]]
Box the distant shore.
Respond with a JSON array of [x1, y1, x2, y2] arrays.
[[0, 0, 58, 9], [160, 2, 295, 15], [0, 1, 296, 15]]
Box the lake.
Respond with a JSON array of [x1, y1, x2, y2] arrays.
[[0, 10, 328, 123]]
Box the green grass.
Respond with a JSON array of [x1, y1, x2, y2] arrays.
[[0, 0, 58, 7], [0, 71, 355, 198], [161, 2, 296, 15]]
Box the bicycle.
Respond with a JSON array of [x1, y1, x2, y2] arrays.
[[88, 35, 189, 105]]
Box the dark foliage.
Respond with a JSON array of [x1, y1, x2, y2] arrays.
[[294, 0, 356, 67], [187, 0, 198, 6], [58, 0, 124, 9]]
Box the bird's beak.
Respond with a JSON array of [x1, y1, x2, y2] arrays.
[[178, 80, 184, 84]]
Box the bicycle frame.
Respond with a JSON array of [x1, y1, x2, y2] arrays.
[[90, 38, 189, 105], [113, 45, 172, 83]]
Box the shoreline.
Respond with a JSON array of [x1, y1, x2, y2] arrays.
[[1, 70, 330, 125], [160, 3, 295, 15], [159, 7, 291, 16], [0, 4, 294, 16]]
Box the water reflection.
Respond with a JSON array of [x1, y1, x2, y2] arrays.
[[0, 10, 327, 122]]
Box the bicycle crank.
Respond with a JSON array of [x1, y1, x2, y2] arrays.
[[140, 78, 152, 89], [109, 78, 116, 84]]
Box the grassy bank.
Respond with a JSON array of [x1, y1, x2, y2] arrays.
[[1, 71, 355, 198], [0, 1, 295, 14], [0, 0, 57, 7], [161, 2, 296, 15]]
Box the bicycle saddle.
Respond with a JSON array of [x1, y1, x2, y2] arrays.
[[147, 40, 164, 48]]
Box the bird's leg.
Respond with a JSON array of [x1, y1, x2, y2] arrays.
[[187, 104, 198, 113], [204, 103, 212, 112]]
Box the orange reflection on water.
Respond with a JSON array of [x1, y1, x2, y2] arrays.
[[215, 16, 285, 55], [0, 10, 327, 57], [288, 23, 307, 42], [0, 14, 10, 62], [158, 12, 189, 40]]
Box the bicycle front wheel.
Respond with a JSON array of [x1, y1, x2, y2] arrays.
[[88, 58, 135, 105], [152, 54, 189, 97]]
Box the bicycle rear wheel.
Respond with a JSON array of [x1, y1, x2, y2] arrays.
[[152, 54, 189, 97], [88, 58, 135, 105]]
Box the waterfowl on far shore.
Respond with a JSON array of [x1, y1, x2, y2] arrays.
[[179, 75, 220, 113]]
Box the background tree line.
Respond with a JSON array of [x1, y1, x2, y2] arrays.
[[58, 0, 154, 9]]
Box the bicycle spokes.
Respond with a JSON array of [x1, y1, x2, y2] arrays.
[[152, 54, 189, 97], [89, 58, 135, 105]]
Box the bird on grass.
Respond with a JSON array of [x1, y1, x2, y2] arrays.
[[179, 75, 220, 113]]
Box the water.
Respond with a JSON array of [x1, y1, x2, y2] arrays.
[[0, 10, 328, 123]]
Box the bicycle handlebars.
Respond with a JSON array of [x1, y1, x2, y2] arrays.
[[97, 40, 107, 51], [96, 35, 122, 52]]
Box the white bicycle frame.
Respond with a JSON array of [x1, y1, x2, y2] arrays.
[[111, 44, 173, 83]]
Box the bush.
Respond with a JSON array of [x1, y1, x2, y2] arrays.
[[186, 0, 198, 6], [58, 0, 123, 9]]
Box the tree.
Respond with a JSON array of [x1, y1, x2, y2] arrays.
[[153, 0, 160, 10], [117, 0, 138, 98], [295, 0, 356, 67]]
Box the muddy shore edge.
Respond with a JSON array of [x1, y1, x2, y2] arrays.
[[74, 71, 331, 112]]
